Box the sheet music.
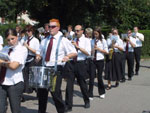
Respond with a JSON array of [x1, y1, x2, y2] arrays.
[[0, 52, 10, 61]]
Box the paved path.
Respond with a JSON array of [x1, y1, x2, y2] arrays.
[[7, 59, 150, 113]]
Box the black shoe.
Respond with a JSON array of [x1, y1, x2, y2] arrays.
[[128, 77, 132, 81], [115, 82, 119, 87], [84, 102, 90, 108], [120, 79, 126, 83], [135, 72, 139, 75], [106, 85, 111, 90], [21, 97, 25, 102], [65, 106, 72, 112]]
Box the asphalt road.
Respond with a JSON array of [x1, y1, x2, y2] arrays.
[[7, 59, 150, 113]]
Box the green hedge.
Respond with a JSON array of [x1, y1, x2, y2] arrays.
[[0, 23, 25, 44], [140, 30, 150, 56]]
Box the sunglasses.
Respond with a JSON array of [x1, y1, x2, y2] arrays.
[[49, 25, 57, 29], [75, 29, 82, 32], [26, 30, 31, 32], [113, 32, 117, 34]]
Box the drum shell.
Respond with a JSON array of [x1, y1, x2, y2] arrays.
[[29, 66, 55, 89]]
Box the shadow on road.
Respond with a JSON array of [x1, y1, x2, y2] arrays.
[[140, 65, 150, 69], [21, 106, 38, 113]]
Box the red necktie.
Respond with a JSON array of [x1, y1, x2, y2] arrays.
[[45, 37, 54, 61], [73, 38, 79, 61], [0, 48, 13, 83], [27, 37, 32, 45], [94, 40, 98, 61], [126, 41, 129, 53]]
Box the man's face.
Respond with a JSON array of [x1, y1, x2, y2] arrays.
[[134, 27, 138, 33], [68, 27, 72, 32], [7, 35, 18, 46], [74, 25, 83, 38], [45, 25, 49, 32], [49, 22, 60, 36]]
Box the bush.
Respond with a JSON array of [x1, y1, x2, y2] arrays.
[[140, 30, 150, 57], [0, 23, 26, 44]]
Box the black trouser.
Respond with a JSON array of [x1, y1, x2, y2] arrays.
[[74, 61, 89, 104], [0, 82, 24, 113], [134, 47, 141, 73], [89, 60, 105, 97], [22, 55, 36, 93], [65, 61, 89, 107], [126, 52, 134, 78], [64, 61, 75, 109], [38, 66, 65, 113]]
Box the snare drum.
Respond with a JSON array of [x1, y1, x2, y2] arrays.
[[29, 66, 55, 89]]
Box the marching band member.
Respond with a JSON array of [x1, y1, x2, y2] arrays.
[[23, 25, 40, 94], [0, 29, 27, 113], [0, 35, 4, 51], [90, 27, 108, 99], [71, 25, 91, 108], [122, 30, 136, 80], [67, 25, 75, 40], [133, 27, 144, 75], [36, 19, 77, 113], [84, 28, 93, 80], [105, 29, 124, 89]]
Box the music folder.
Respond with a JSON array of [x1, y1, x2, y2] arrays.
[[0, 52, 10, 61]]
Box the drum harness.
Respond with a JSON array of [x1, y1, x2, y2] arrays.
[[42, 35, 63, 92]]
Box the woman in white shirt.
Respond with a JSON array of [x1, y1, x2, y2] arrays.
[[105, 29, 124, 89], [0, 35, 4, 50], [23, 25, 40, 94], [0, 28, 27, 113], [90, 27, 108, 99]]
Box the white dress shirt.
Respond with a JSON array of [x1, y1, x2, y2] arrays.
[[37, 31, 77, 66], [91, 38, 108, 60], [74, 34, 91, 61], [134, 32, 144, 47], [1, 43, 28, 85], [107, 35, 123, 52], [25, 36, 40, 56], [123, 36, 136, 52], [0, 35, 3, 51]]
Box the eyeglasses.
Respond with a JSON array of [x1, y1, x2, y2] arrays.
[[49, 25, 57, 29], [128, 32, 132, 34]]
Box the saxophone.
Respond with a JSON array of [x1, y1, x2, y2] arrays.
[[109, 40, 116, 60]]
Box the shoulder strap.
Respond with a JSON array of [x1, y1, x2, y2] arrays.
[[54, 35, 63, 71]]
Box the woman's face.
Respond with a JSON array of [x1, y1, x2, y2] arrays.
[[94, 31, 99, 39], [7, 35, 18, 46], [26, 30, 33, 37]]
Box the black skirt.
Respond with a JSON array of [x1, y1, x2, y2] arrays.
[[104, 52, 123, 81]]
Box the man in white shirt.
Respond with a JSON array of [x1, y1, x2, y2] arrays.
[[36, 19, 77, 113], [67, 25, 75, 40], [70, 25, 91, 109], [133, 27, 144, 75], [122, 30, 136, 81]]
